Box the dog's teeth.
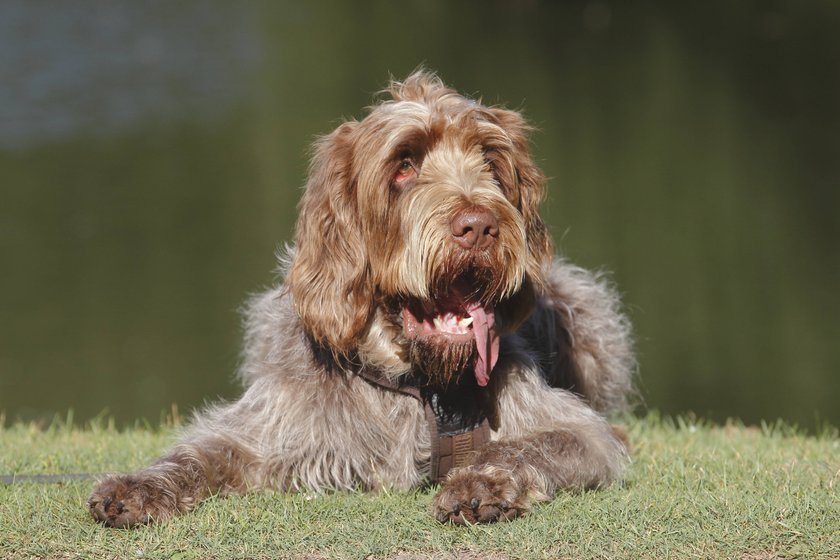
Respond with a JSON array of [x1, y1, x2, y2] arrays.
[[433, 317, 443, 330], [458, 317, 473, 327]]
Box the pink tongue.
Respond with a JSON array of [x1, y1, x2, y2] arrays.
[[466, 302, 499, 387]]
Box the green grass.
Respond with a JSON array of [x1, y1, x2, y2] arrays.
[[1, 414, 838, 560]]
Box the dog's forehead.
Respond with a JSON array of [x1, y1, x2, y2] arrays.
[[364, 98, 510, 155]]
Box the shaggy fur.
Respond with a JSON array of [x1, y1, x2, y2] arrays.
[[88, 71, 635, 528]]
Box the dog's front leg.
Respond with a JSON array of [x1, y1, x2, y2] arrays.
[[432, 427, 626, 524], [432, 368, 628, 524], [89, 432, 257, 528]]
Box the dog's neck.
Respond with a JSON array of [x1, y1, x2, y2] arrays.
[[349, 341, 495, 484]]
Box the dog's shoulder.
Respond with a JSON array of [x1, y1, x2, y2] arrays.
[[237, 284, 311, 387], [511, 259, 636, 414]]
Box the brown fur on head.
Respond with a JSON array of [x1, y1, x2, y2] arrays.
[[287, 70, 554, 383]]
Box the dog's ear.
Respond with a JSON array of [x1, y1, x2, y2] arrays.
[[489, 107, 554, 293], [287, 121, 373, 355]]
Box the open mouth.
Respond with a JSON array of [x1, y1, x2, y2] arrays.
[[402, 304, 475, 341], [401, 293, 500, 387]]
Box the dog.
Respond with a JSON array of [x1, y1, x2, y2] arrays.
[[88, 71, 635, 528]]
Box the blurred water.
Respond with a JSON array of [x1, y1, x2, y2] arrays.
[[1, 1, 838, 428], [0, 2, 260, 149]]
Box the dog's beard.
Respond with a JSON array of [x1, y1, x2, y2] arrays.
[[407, 336, 477, 387]]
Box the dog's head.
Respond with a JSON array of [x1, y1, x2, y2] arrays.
[[287, 71, 553, 386]]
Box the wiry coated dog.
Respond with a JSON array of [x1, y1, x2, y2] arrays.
[[89, 71, 635, 528]]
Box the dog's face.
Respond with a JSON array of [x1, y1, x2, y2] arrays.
[[288, 72, 553, 386]]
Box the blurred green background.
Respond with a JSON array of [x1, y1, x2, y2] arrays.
[[1, 1, 838, 429]]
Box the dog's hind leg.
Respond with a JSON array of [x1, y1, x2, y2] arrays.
[[432, 366, 628, 524]]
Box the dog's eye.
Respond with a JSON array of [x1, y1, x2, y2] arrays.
[[394, 160, 416, 183], [482, 149, 499, 173]]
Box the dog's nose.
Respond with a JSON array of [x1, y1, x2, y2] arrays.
[[450, 208, 499, 249]]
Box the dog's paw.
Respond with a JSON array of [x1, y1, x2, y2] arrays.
[[432, 466, 528, 524], [88, 475, 168, 528]]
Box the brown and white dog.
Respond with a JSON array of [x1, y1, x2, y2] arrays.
[[88, 71, 635, 528]]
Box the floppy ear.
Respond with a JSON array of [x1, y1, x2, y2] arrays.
[[287, 121, 373, 355], [490, 107, 554, 293]]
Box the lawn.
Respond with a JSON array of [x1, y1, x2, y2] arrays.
[[1, 413, 837, 560]]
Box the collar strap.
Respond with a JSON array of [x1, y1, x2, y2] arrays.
[[356, 368, 491, 482]]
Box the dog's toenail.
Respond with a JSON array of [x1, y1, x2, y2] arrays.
[[470, 497, 479, 509], [116, 501, 125, 514], [452, 501, 460, 514], [499, 500, 509, 509], [102, 496, 112, 509]]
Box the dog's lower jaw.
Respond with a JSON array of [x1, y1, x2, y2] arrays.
[[407, 336, 477, 387]]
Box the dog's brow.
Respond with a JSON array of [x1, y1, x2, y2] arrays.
[[387, 125, 443, 162]]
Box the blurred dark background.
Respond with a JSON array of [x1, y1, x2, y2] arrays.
[[1, 1, 838, 429]]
